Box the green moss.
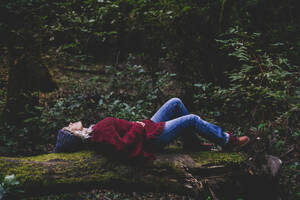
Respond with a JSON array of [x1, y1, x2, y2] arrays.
[[0, 159, 48, 185], [161, 146, 245, 166], [0, 150, 245, 196], [191, 151, 245, 166], [0, 151, 103, 187], [23, 151, 95, 162], [163, 144, 183, 153]]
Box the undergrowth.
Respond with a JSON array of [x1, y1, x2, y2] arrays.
[[193, 27, 300, 199]]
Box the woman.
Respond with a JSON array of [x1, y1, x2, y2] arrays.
[[54, 98, 249, 162]]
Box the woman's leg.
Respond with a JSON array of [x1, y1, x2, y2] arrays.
[[151, 98, 189, 123], [155, 114, 230, 147]]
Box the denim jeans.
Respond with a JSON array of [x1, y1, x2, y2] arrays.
[[151, 98, 229, 148]]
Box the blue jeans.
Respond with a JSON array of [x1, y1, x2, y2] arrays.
[[151, 98, 229, 148]]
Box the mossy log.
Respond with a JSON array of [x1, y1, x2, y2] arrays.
[[0, 150, 245, 197]]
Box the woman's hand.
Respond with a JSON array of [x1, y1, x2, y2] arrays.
[[135, 121, 145, 127]]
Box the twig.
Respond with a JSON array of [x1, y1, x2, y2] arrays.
[[104, 196, 112, 200], [280, 146, 295, 158], [204, 179, 219, 200], [59, 66, 105, 74], [207, 183, 219, 200], [115, 50, 120, 66]]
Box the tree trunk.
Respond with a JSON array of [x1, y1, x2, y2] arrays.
[[2, 50, 57, 125], [0, 150, 245, 198]]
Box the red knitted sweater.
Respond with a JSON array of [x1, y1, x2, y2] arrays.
[[90, 117, 165, 162]]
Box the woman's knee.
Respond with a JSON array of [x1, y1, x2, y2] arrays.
[[169, 97, 183, 105], [187, 114, 201, 123]]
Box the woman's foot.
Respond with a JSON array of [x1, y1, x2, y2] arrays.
[[223, 132, 250, 151], [234, 136, 250, 146]]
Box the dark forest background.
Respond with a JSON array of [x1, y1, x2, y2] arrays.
[[0, 0, 299, 199]]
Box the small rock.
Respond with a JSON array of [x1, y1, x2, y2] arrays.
[[266, 155, 282, 177], [184, 184, 193, 189], [169, 178, 178, 183]]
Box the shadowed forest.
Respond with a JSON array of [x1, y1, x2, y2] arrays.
[[0, 0, 299, 199]]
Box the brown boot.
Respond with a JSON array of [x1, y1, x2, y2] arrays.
[[223, 132, 250, 151]]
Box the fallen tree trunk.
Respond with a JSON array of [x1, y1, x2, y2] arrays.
[[0, 150, 245, 198]]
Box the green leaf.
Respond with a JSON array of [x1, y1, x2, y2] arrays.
[[258, 123, 265, 130], [182, 6, 191, 12]]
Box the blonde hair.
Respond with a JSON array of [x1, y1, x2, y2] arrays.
[[62, 122, 93, 139]]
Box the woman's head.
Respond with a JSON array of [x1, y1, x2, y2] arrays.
[[54, 121, 92, 153], [67, 121, 84, 131]]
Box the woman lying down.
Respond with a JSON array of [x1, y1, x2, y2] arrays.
[[54, 98, 249, 162]]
